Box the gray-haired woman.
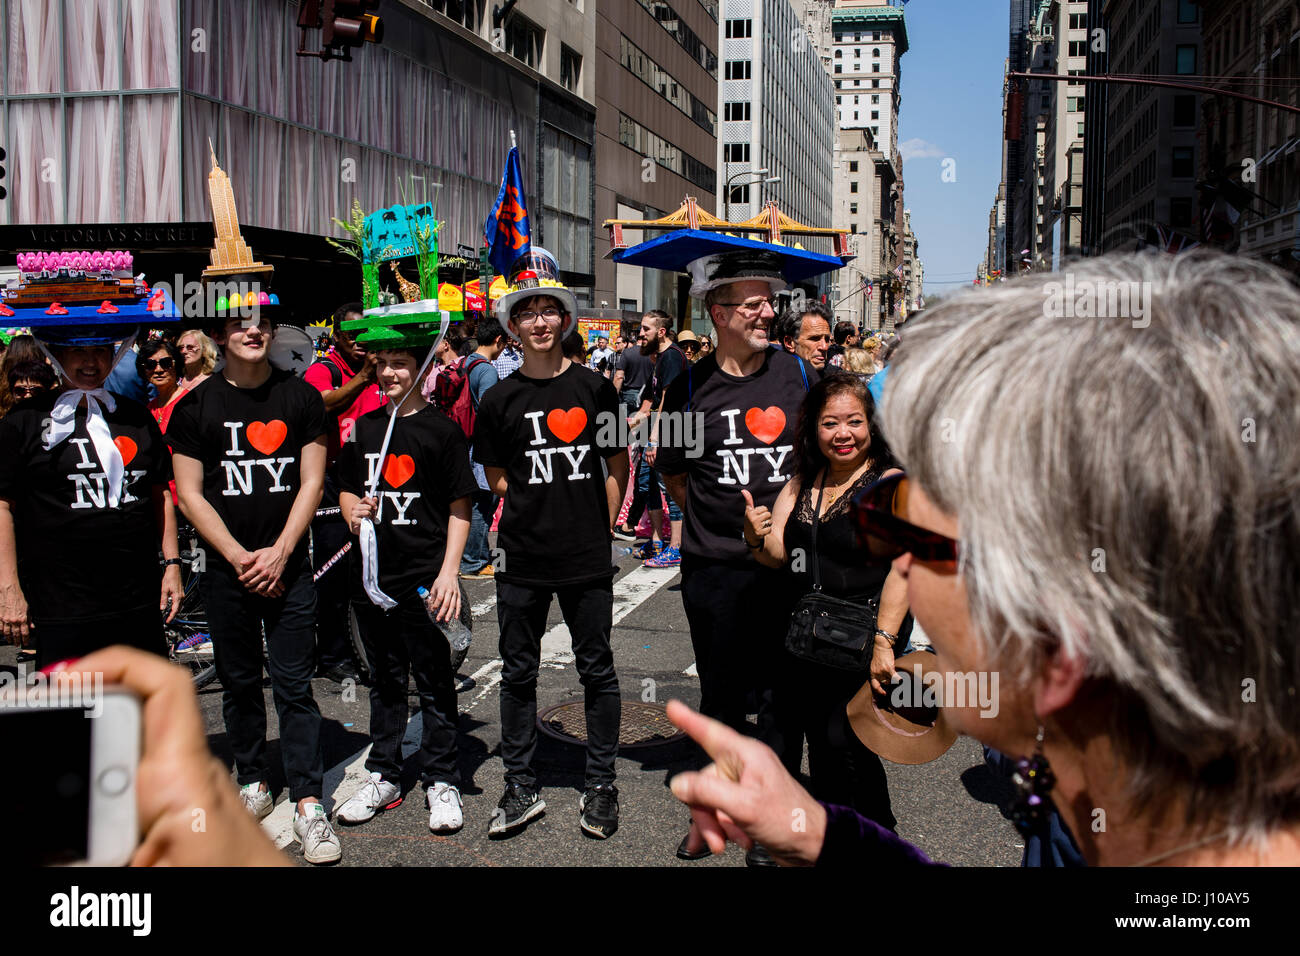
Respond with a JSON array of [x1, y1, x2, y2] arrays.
[[667, 250, 1300, 867]]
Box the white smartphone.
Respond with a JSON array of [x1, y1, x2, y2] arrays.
[[7, 685, 141, 866]]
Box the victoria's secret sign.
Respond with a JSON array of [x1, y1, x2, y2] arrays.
[[20, 224, 208, 246]]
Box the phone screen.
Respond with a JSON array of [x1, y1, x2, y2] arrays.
[[11, 708, 92, 865]]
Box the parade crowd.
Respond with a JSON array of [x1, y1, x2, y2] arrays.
[[3, 244, 1299, 870]]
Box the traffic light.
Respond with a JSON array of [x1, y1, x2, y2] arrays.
[[297, 0, 383, 62], [322, 0, 383, 50]]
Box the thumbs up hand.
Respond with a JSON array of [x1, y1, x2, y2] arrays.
[[742, 489, 772, 548]]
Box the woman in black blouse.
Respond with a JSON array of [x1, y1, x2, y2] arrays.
[[742, 371, 910, 827]]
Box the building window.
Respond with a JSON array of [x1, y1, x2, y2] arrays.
[[724, 142, 750, 162], [1067, 95, 1085, 111], [1170, 197, 1193, 226], [560, 44, 582, 93], [621, 36, 716, 134], [1176, 45, 1197, 74], [851, 223, 857, 233], [849, 161, 858, 172], [871, 94, 879, 104], [873, 48, 880, 57], [854, 47, 860, 58], [1077, 121, 1085, 137], [1171, 146, 1194, 178], [1173, 95, 1196, 127], [725, 18, 752, 38], [871, 110, 879, 120], [836, 96, 842, 105], [724, 101, 751, 121], [834, 49, 841, 58], [853, 95, 859, 104], [872, 125, 879, 136], [1177, 0, 1197, 24], [725, 60, 752, 79], [872, 79, 880, 88], [873, 31, 880, 40], [1069, 12, 1085, 29], [728, 184, 750, 204], [834, 64, 842, 73], [872, 63, 880, 72], [505, 12, 545, 69], [853, 110, 859, 120], [834, 80, 841, 88], [1068, 39, 1087, 57], [850, 202, 858, 214]]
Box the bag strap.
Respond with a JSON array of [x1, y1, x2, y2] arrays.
[[796, 355, 810, 392], [809, 472, 825, 592], [463, 353, 488, 409]]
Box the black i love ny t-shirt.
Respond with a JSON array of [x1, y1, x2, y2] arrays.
[[656, 347, 816, 564], [166, 369, 327, 570], [474, 362, 624, 587], [338, 404, 479, 602], [0, 391, 172, 623]]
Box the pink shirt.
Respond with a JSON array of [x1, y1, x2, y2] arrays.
[[303, 349, 386, 464]]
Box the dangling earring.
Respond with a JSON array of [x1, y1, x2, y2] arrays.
[[1009, 724, 1056, 835]]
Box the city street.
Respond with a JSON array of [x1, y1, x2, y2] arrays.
[[141, 548, 1024, 868]]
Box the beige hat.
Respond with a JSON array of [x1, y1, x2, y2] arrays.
[[845, 651, 958, 765], [675, 330, 700, 344]]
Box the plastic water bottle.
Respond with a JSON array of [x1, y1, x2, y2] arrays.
[[417, 586, 472, 653]]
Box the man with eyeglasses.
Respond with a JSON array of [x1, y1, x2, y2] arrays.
[[654, 250, 818, 866], [472, 248, 628, 842]]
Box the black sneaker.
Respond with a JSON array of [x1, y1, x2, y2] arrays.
[[488, 781, 545, 838], [579, 784, 619, 839]]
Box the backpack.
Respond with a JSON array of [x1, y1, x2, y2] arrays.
[[431, 353, 490, 440]]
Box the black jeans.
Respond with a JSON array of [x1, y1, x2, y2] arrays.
[[496, 577, 620, 790], [352, 596, 460, 787], [312, 470, 358, 672], [201, 555, 324, 802], [680, 558, 790, 748], [776, 655, 896, 830], [33, 605, 166, 671]]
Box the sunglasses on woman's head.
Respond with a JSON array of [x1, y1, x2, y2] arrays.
[[850, 471, 960, 563], [142, 357, 175, 371]]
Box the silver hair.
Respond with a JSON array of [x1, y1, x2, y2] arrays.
[[880, 250, 1300, 841]]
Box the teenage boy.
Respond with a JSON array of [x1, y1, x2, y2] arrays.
[[167, 313, 340, 865], [473, 249, 628, 840], [335, 346, 479, 833], [0, 328, 182, 667]]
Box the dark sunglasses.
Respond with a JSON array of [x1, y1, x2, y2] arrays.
[[12, 385, 42, 398], [850, 471, 960, 563], [141, 357, 176, 371]]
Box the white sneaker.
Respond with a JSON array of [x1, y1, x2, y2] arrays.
[[335, 772, 402, 824], [293, 802, 342, 864], [426, 782, 464, 833], [239, 782, 273, 820]]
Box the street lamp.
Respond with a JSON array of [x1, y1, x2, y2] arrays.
[[724, 167, 780, 222]]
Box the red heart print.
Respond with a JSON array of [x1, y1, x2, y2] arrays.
[[745, 407, 787, 445], [112, 436, 138, 466], [547, 407, 588, 444], [382, 453, 416, 488], [246, 420, 287, 455]]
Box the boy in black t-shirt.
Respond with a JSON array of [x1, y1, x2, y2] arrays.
[[335, 346, 479, 834], [473, 249, 628, 840], [167, 313, 340, 865], [0, 326, 183, 668]]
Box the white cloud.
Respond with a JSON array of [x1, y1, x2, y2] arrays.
[[900, 138, 947, 162]]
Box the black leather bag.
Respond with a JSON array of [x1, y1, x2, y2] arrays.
[[784, 479, 880, 671]]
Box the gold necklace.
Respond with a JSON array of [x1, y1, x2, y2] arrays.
[[821, 466, 864, 504]]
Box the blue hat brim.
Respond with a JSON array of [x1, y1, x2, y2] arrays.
[[0, 289, 181, 329], [33, 325, 141, 347], [611, 229, 846, 284]]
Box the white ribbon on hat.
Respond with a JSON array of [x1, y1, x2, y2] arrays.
[[37, 332, 139, 509], [357, 333, 442, 610]]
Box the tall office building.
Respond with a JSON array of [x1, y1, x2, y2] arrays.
[[1080, 0, 1202, 253], [830, 0, 907, 160], [599, 0, 719, 315], [717, 0, 835, 237], [1194, 0, 1299, 276], [1, 0, 598, 316]]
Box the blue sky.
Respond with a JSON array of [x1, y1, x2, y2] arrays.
[[895, 1, 1008, 298]]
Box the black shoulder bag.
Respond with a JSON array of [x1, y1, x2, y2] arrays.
[[784, 477, 880, 671]]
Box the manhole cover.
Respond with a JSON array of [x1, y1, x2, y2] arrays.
[[537, 700, 686, 751]]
